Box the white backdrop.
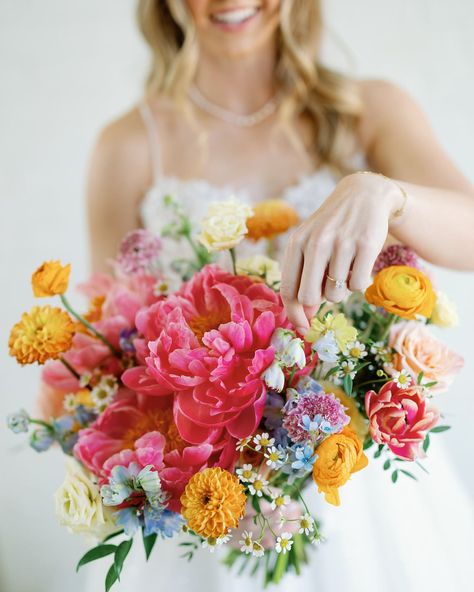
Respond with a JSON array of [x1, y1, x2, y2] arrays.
[[0, 2, 473, 591]]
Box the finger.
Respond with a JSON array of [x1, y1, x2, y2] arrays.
[[349, 243, 380, 292], [280, 235, 309, 332], [324, 239, 354, 303], [297, 235, 332, 317]]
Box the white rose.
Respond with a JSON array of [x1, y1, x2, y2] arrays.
[[197, 198, 254, 252], [55, 459, 117, 541], [431, 291, 459, 328], [236, 255, 281, 286]]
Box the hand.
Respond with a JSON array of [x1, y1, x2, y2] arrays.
[[280, 172, 403, 332]]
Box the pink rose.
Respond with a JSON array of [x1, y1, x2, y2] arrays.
[[389, 321, 463, 394], [365, 380, 439, 460]]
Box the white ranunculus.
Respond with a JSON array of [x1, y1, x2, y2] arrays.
[[197, 198, 254, 252], [236, 255, 281, 286], [55, 459, 117, 541], [262, 361, 285, 392], [431, 291, 459, 328]]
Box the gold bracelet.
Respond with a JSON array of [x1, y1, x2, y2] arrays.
[[357, 171, 408, 222]]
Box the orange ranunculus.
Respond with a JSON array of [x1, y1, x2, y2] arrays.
[[246, 199, 299, 241], [180, 467, 246, 538], [365, 265, 435, 320], [9, 306, 75, 365], [32, 260, 71, 297], [312, 427, 368, 506]]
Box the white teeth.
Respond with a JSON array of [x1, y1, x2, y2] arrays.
[[212, 7, 258, 25]]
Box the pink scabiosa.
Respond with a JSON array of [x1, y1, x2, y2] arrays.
[[123, 265, 288, 445], [365, 380, 439, 460], [283, 391, 350, 444], [373, 244, 419, 274], [115, 229, 162, 276]]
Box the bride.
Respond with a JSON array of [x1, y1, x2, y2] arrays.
[[85, 1, 474, 590]]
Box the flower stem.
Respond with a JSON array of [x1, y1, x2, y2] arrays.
[[380, 313, 398, 341], [29, 418, 53, 430], [230, 248, 237, 275], [60, 356, 81, 380], [60, 295, 121, 357]]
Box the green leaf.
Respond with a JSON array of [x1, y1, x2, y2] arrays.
[[343, 374, 353, 397], [101, 530, 124, 543], [383, 459, 391, 471], [105, 563, 118, 592], [251, 495, 261, 514], [400, 469, 418, 481], [422, 434, 430, 453], [430, 425, 451, 434], [142, 531, 157, 561], [76, 544, 117, 572], [417, 371, 424, 385], [363, 438, 374, 450], [114, 539, 133, 580], [272, 549, 289, 584], [423, 381, 438, 388], [391, 470, 399, 483], [374, 445, 384, 459]]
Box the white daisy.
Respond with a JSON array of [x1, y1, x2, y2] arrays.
[[264, 446, 286, 469], [298, 513, 315, 535], [248, 475, 269, 497], [236, 464, 256, 483], [251, 541, 265, 558], [393, 369, 412, 388], [236, 437, 251, 452], [275, 532, 293, 554], [270, 492, 291, 512], [344, 341, 367, 359], [239, 530, 254, 554], [79, 372, 92, 388], [63, 393, 77, 412], [253, 432, 275, 451], [201, 537, 219, 553], [338, 360, 356, 380]]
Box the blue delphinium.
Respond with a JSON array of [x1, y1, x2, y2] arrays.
[[30, 427, 55, 452], [291, 444, 317, 471], [116, 508, 141, 537], [53, 415, 79, 454]]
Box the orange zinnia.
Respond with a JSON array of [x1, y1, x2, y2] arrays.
[[246, 200, 299, 241], [9, 305, 75, 365], [31, 260, 71, 297], [180, 467, 246, 538]]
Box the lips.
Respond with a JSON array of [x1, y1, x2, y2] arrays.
[[210, 6, 259, 26]]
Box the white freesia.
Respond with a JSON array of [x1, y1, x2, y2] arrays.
[[55, 459, 117, 541], [431, 291, 459, 328], [236, 254, 281, 286], [262, 361, 285, 392], [197, 198, 254, 252]]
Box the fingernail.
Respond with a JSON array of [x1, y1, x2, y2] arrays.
[[296, 326, 308, 336]]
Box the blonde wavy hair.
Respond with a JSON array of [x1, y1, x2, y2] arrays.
[[137, 0, 363, 173]]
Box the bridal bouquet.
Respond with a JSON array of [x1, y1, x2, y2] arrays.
[[7, 196, 463, 588]]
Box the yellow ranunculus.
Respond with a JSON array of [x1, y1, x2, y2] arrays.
[[306, 313, 357, 351], [365, 265, 435, 320], [32, 260, 71, 297], [55, 459, 117, 540], [319, 380, 368, 441], [246, 199, 299, 241], [236, 255, 281, 286], [431, 291, 459, 328], [312, 427, 368, 506], [197, 199, 254, 252]]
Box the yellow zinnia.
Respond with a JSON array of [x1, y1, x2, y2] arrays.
[[32, 260, 71, 297], [9, 305, 75, 365], [365, 265, 435, 320], [312, 427, 368, 506], [246, 199, 299, 241], [180, 467, 246, 538], [306, 313, 357, 351]]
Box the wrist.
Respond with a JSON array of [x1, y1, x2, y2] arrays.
[[355, 171, 408, 224]]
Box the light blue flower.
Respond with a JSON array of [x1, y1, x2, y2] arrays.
[[115, 508, 140, 537], [300, 414, 333, 437], [296, 376, 324, 397], [7, 409, 30, 433], [136, 465, 167, 508], [143, 505, 166, 537], [313, 331, 339, 363], [291, 444, 317, 471], [154, 510, 185, 539], [101, 464, 137, 506], [30, 428, 55, 452]]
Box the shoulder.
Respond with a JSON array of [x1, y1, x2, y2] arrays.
[[356, 79, 427, 149]]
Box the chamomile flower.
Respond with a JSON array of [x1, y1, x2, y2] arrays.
[[239, 530, 254, 554], [90, 375, 118, 409], [298, 513, 315, 535], [264, 446, 286, 469], [201, 537, 219, 553], [270, 492, 291, 512], [344, 341, 367, 359], [253, 432, 275, 451], [275, 532, 293, 554], [338, 360, 356, 380], [63, 393, 77, 412], [236, 437, 252, 452], [393, 369, 412, 388], [217, 533, 232, 545], [248, 475, 269, 497], [236, 464, 256, 483], [251, 541, 265, 557]]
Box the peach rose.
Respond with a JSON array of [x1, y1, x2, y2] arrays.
[[389, 321, 463, 394], [365, 265, 435, 320]]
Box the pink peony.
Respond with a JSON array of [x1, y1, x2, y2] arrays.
[[389, 321, 463, 394], [365, 380, 439, 460], [122, 265, 287, 444]]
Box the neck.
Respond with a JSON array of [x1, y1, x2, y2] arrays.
[[193, 44, 278, 115]]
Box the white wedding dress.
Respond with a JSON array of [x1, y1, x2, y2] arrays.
[[85, 102, 473, 592]]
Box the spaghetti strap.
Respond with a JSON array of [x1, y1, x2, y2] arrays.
[[138, 100, 161, 184]]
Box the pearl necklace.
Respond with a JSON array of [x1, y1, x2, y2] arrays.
[[188, 85, 279, 128]]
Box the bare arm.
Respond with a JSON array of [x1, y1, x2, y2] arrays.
[[86, 109, 151, 273]]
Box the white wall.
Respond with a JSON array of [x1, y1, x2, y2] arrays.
[[0, 2, 472, 591]]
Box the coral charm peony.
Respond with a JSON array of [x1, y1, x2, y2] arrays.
[[180, 467, 246, 538], [123, 265, 288, 444], [365, 380, 439, 460]]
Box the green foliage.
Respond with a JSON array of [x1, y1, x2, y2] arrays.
[[76, 544, 117, 572], [142, 531, 157, 561]]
